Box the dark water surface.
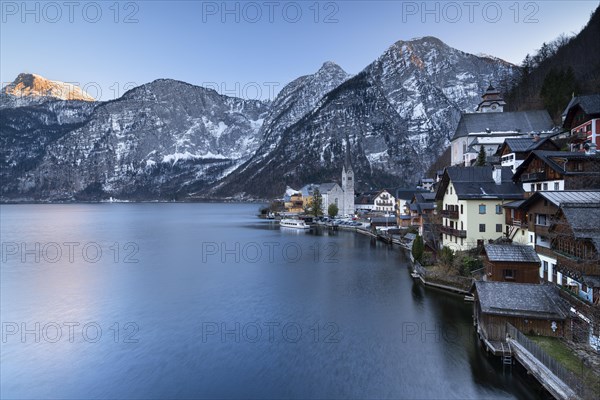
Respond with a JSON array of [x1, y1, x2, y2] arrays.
[[1, 204, 543, 399]]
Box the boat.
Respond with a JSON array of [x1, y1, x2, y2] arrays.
[[279, 218, 310, 229]]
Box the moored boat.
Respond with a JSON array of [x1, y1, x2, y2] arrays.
[[279, 218, 310, 229]]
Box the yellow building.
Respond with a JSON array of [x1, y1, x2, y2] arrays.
[[435, 166, 524, 251]]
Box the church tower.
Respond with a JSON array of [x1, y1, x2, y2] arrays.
[[475, 83, 506, 113], [341, 164, 355, 217]]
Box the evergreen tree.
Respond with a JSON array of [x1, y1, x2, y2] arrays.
[[310, 188, 323, 217], [412, 234, 424, 264], [328, 203, 339, 218], [475, 145, 486, 166], [540, 67, 580, 120]]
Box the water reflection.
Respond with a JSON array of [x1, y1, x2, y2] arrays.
[[1, 204, 542, 399]]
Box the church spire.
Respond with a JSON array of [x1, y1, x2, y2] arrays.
[[475, 82, 506, 113]]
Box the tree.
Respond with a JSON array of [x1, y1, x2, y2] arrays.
[[412, 234, 424, 264], [309, 188, 323, 217], [540, 67, 580, 120], [439, 246, 455, 272], [475, 145, 486, 166], [328, 203, 339, 218]]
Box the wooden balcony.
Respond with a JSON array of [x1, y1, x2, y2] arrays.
[[521, 171, 546, 182], [441, 226, 467, 238], [440, 209, 459, 219]]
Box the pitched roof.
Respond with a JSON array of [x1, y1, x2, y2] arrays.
[[484, 244, 540, 263], [562, 94, 600, 118], [518, 190, 600, 215], [475, 281, 568, 320], [500, 137, 559, 154], [560, 204, 600, 251], [452, 110, 554, 141], [395, 188, 427, 200], [436, 166, 524, 200], [536, 191, 600, 207], [318, 182, 340, 193]]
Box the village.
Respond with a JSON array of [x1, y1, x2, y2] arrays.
[[263, 88, 600, 399]]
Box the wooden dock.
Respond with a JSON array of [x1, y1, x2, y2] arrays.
[[508, 339, 580, 400]]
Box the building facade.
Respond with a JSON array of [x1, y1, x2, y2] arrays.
[[435, 166, 523, 251]]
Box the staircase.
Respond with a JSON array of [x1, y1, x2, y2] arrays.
[[501, 342, 513, 366]]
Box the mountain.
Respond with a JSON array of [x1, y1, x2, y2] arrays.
[[213, 36, 518, 198], [1, 73, 96, 107], [1, 37, 519, 202], [505, 5, 600, 120], [209, 61, 350, 194], [1, 79, 269, 201]]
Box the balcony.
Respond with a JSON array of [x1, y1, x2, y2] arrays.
[[511, 219, 523, 227], [521, 171, 546, 182], [440, 209, 459, 219], [441, 226, 467, 238]]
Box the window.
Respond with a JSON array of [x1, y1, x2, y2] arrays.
[[460, 204, 463, 214], [479, 205, 486, 214], [496, 224, 502, 233], [554, 182, 560, 190], [479, 224, 486, 232], [450, 186, 453, 195], [495, 205, 502, 214], [537, 183, 542, 190], [530, 184, 535, 192], [543, 183, 548, 191], [503, 269, 515, 280]]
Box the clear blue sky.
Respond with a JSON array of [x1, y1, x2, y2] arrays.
[[1, 1, 598, 100]]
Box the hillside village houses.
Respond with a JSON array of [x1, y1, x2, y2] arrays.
[[275, 87, 600, 354]]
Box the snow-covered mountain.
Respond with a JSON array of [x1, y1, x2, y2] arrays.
[[1, 37, 519, 201], [1, 79, 269, 200], [1, 73, 96, 108], [213, 36, 518, 198]]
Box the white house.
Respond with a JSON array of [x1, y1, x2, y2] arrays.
[[355, 189, 395, 213]]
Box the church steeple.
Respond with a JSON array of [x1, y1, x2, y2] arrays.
[[475, 83, 506, 113]]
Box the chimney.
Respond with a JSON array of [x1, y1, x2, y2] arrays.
[[532, 134, 541, 142], [493, 165, 502, 185]]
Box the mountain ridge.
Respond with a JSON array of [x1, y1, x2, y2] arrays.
[[1, 36, 519, 201]]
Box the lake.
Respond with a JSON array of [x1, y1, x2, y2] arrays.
[[0, 203, 545, 399]]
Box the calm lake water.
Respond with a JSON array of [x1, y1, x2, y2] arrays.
[[1, 204, 544, 399]]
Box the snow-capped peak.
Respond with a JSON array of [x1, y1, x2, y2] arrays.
[[2, 73, 96, 102]]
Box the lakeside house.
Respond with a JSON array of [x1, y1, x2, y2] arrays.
[[483, 243, 541, 284], [562, 94, 600, 152], [435, 166, 523, 251], [450, 85, 555, 166], [473, 281, 570, 341], [510, 191, 600, 303], [283, 187, 303, 213], [408, 192, 436, 239]]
